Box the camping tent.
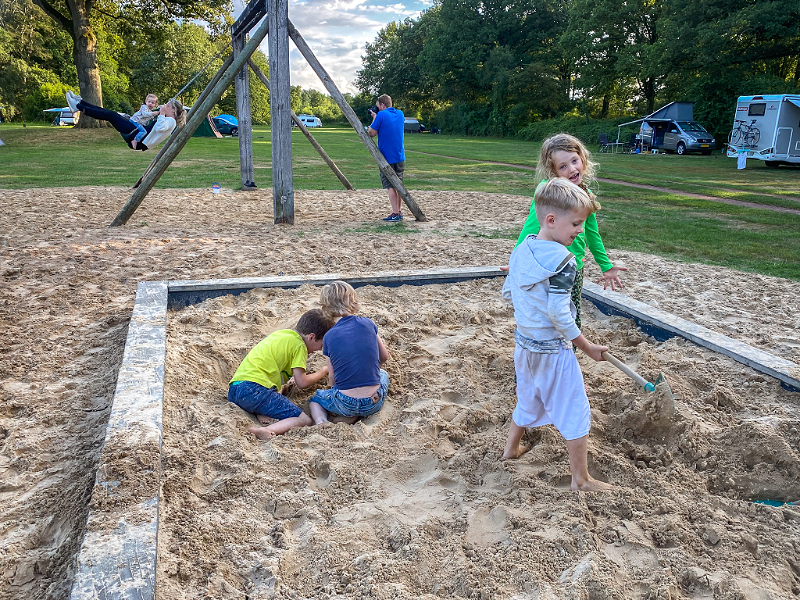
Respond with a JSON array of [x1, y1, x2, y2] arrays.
[[187, 110, 223, 137]]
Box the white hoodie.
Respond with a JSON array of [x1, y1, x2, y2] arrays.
[[502, 234, 581, 345], [141, 115, 176, 149]]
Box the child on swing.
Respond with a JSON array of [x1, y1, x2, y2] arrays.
[[129, 93, 160, 150]]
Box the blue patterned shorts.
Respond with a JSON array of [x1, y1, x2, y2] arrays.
[[310, 369, 389, 417]]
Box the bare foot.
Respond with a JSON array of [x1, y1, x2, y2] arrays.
[[571, 477, 614, 492], [502, 444, 531, 460], [131, 139, 138, 149], [248, 426, 276, 440]]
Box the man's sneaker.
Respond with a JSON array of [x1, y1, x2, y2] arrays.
[[382, 213, 403, 222], [65, 90, 82, 112]]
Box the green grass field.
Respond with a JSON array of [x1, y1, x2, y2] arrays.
[[1, 123, 799, 279]]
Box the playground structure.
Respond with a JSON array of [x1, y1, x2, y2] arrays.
[[112, 0, 427, 227]]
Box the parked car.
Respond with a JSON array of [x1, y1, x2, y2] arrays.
[[43, 107, 78, 126], [404, 117, 424, 133], [618, 102, 715, 155], [212, 114, 238, 136], [294, 114, 322, 128], [641, 120, 716, 155]]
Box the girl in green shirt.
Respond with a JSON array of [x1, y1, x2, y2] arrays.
[[515, 133, 627, 328]]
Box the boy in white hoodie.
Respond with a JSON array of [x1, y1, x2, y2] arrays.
[[501, 177, 613, 492]]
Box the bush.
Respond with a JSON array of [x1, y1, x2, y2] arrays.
[[516, 114, 634, 145]]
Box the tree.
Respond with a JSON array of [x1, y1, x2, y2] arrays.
[[28, 0, 231, 126], [565, 0, 667, 114]]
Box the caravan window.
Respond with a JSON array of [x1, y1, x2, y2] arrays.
[[748, 103, 766, 117]]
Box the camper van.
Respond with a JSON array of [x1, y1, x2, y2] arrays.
[[296, 114, 321, 128], [726, 94, 800, 167], [617, 102, 715, 155]]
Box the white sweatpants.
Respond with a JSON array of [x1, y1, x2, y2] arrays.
[[512, 344, 590, 441]]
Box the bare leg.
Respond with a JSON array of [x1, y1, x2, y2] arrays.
[[248, 412, 313, 439], [256, 414, 275, 425], [387, 187, 401, 215], [502, 422, 530, 459], [565, 435, 613, 491], [309, 401, 330, 425]]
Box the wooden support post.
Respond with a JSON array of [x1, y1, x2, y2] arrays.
[[133, 53, 234, 189], [247, 59, 354, 191], [109, 18, 270, 227], [268, 0, 294, 223], [287, 20, 427, 222], [233, 33, 256, 189]]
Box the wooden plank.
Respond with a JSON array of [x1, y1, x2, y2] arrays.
[[231, 0, 266, 37], [286, 20, 428, 222], [233, 32, 256, 189], [247, 59, 354, 191], [132, 53, 235, 189], [268, 0, 294, 223], [109, 18, 269, 226], [69, 281, 168, 600]]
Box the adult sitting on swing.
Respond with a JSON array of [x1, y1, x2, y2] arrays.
[[65, 91, 186, 151]]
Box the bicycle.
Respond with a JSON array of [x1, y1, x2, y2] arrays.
[[729, 119, 760, 147]]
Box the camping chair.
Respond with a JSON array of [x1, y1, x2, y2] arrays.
[[626, 133, 638, 153], [598, 134, 610, 153]]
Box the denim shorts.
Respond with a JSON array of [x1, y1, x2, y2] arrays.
[[228, 380, 302, 420], [310, 369, 389, 417]]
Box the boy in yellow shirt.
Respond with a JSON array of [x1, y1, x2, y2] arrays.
[[229, 309, 333, 439]]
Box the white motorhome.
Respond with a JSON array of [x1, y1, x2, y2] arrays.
[[726, 94, 800, 167], [295, 114, 321, 128]]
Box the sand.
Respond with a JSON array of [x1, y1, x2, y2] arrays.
[[1, 186, 799, 600]]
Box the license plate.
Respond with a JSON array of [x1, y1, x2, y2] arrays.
[[701, 144, 709, 148]]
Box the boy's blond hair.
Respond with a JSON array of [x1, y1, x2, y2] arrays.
[[146, 93, 158, 101], [536, 133, 598, 192], [534, 178, 601, 221], [319, 280, 360, 320]]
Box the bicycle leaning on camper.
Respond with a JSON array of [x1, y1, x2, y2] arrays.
[[729, 119, 761, 148]]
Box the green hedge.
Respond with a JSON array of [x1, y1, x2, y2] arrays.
[[515, 115, 636, 145]]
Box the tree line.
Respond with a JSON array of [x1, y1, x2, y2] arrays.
[[0, 0, 357, 126], [3, 0, 797, 139], [356, 0, 800, 140]]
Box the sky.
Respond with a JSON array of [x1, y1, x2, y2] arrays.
[[231, 0, 431, 95]]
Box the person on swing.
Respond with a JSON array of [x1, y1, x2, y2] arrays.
[[65, 90, 185, 151]]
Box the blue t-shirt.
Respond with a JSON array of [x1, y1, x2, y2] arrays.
[[370, 107, 405, 164], [322, 315, 381, 389]]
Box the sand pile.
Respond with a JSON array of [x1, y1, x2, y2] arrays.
[[158, 281, 800, 599], [0, 186, 798, 600]]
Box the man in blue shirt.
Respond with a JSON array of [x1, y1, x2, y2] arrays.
[[368, 94, 406, 222]]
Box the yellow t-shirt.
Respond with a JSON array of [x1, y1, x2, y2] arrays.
[[230, 329, 308, 389]]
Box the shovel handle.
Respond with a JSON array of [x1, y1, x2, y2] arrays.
[[602, 351, 656, 392]]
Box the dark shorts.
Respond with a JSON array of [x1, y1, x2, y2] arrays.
[[380, 161, 405, 189], [228, 380, 303, 420], [309, 370, 390, 417]]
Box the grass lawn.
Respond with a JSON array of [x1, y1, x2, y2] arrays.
[[1, 123, 799, 280]]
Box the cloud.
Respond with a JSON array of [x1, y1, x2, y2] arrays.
[[231, 0, 425, 94]]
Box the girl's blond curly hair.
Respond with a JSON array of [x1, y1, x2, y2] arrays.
[[319, 280, 360, 320], [535, 133, 598, 194]]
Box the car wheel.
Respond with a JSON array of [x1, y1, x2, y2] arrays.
[[765, 160, 780, 168], [676, 142, 687, 155], [231, 127, 238, 137]]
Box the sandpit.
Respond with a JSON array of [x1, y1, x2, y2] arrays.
[[1, 186, 799, 600]]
